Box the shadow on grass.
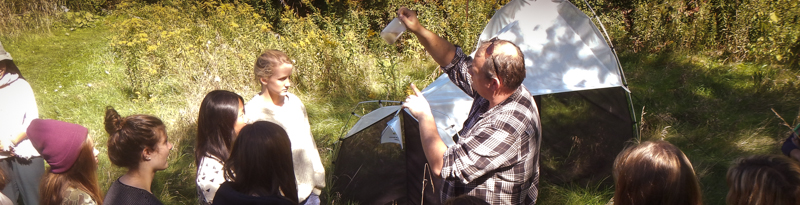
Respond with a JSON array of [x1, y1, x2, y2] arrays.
[[620, 50, 800, 204]]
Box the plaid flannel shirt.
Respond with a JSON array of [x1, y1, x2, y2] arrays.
[[439, 47, 541, 204]]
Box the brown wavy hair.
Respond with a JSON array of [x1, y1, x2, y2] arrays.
[[223, 121, 298, 204], [613, 140, 702, 205], [726, 155, 800, 205], [104, 106, 165, 168], [39, 138, 103, 205]]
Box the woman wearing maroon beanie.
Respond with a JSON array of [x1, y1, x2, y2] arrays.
[[102, 107, 172, 205], [26, 119, 103, 205]]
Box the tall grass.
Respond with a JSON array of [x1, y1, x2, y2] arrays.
[[3, 0, 800, 204]]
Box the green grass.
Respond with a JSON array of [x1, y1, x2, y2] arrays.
[[3, 1, 800, 205]]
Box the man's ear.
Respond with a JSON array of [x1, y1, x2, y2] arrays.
[[490, 77, 502, 92]]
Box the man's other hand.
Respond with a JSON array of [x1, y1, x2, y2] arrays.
[[403, 83, 433, 120]]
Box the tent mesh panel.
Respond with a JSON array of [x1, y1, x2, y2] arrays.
[[539, 87, 634, 186], [331, 114, 407, 204]]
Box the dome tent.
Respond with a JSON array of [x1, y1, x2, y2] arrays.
[[330, 0, 637, 204]]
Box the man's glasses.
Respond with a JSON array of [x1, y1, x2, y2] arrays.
[[484, 38, 501, 79]]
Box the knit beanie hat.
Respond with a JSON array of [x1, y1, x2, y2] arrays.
[[27, 119, 89, 173], [0, 41, 12, 61]]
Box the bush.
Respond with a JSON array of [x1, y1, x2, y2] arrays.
[[575, 0, 800, 66]]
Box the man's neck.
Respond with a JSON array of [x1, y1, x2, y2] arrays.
[[487, 88, 515, 108]]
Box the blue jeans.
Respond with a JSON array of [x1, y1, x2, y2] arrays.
[[300, 192, 320, 205]]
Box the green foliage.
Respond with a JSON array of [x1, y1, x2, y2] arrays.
[[8, 0, 800, 204], [64, 11, 100, 29], [575, 0, 800, 66]]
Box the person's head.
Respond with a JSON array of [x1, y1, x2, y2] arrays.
[[472, 38, 525, 97], [26, 119, 102, 205], [224, 121, 298, 204], [104, 106, 173, 171], [254, 50, 293, 99], [196, 90, 246, 167], [613, 140, 702, 205], [726, 155, 800, 205], [0, 41, 22, 79]]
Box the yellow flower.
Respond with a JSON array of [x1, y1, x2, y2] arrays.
[[230, 22, 239, 28], [147, 45, 158, 51]]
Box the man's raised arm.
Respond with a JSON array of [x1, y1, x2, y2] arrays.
[[397, 7, 456, 67]]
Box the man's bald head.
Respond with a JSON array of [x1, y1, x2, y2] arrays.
[[477, 38, 526, 90]]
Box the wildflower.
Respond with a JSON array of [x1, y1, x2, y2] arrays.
[[230, 22, 239, 28]]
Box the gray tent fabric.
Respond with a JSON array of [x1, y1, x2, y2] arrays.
[[331, 0, 636, 204]]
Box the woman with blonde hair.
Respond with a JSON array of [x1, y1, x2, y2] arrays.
[[102, 107, 172, 205], [726, 155, 800, 205], [245, 50, 325, 204], [612, 140, 702, 205], [27, 119, 103, 205]]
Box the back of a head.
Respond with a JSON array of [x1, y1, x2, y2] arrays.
[[224, 121, 298, 204], [39, 138, 103, 205], [613, 140, 702, 205], [104, 106, 165, 169], [479, 39, 526, 90], [726, 155, 800, 205], [195, 90, 243, 167]]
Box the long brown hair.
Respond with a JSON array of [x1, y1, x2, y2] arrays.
[[223, 121, 298, 204], [726, 155, 800, 205], [39, 138, 103, 205], [613, 140, 702, 205]]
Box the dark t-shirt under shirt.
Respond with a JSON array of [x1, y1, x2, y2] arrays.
[[103, 178, 164, 205]]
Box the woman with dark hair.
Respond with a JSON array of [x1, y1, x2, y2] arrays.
[[727, 155, 800, 205], [612, 140, 702, 205], [196, 90, 247, 204], [102, 107, 172, 205], [0, 41, 44, 205], [26, 119, 103, 205], [212, 121, 298, 205]]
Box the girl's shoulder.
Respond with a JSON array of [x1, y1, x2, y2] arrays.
[[63, 187, 97, 205]]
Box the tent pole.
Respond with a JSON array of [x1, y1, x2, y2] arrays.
[[582, 0, 639, 140]]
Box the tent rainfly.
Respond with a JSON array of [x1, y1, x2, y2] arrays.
[[330, 0, 638, 204]]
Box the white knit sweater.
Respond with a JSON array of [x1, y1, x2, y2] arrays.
[[244, 93, 326, 201], [0, 73, 40, 160]]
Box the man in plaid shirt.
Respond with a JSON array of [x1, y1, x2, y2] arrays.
[[398, 7, 541, 205]]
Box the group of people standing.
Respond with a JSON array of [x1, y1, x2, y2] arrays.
[[397, 7, 800, 205], [0, 39, 325, 205], [3, 4, 800, 205]]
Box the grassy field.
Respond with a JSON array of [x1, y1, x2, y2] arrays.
[[2, 0, 800, 204]]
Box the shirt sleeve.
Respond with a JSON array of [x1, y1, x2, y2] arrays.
[[440, 46, 478, 98], [440, 122, 526, 184], [197, 156, 225, 203], [62, 188, 97, 205]]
